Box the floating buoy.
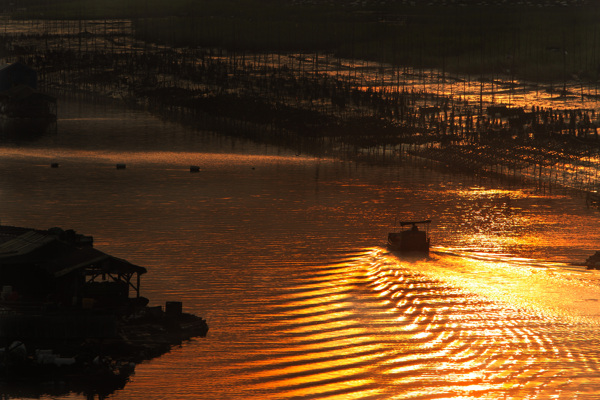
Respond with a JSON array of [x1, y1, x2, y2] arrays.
[[190, 165, 200, 173], [50, 163, 59, 168], [116, 163, 126, 169]]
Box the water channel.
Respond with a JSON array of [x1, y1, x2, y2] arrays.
[[1, 97, 600, 399]]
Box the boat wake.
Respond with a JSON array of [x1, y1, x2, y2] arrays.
[[422, 247, 600, 323], [202, 248, 600, 399]]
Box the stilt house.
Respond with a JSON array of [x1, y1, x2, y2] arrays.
[[0, 225, 147, 311]]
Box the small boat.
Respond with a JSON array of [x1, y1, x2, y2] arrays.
[[387, 220, 431, 254]]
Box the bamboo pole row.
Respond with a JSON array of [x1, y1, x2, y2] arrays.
[[2, 17, 600, 193]]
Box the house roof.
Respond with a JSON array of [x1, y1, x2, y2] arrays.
[[50, 247, 110, 278], [0, 225, 41, 244], [52, 247, 147, 278], [0, 230, 56, 260], [0, 226, 146, 278]]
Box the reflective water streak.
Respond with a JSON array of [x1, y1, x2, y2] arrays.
[[2, 99, 600, 399], [113, 249, 600, 400], [200, 249, 600, 399]]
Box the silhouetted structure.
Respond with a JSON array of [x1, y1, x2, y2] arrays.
[[387, 220, 431, 254], [0, 62, 56, 135], [0, 62, 38, 91], [0, 225, 146, 313]]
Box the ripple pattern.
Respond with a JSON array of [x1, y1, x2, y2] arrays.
[[214, 249, 600, 399]]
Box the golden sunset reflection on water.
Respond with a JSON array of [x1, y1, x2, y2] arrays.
[[4, 109, 600, 399]]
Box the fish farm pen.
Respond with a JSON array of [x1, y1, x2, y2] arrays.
[[2, 4, 600, 197]]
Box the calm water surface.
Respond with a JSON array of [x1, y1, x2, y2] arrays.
[[2, 99, 600, 399]]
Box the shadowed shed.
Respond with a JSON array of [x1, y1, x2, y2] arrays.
[[0, 62, 37, 92], [0, 226, 146, 310]]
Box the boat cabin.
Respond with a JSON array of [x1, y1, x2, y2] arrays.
[[387, 220, 431, 254]]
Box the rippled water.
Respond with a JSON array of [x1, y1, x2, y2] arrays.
[[2, 99, 600, 399]]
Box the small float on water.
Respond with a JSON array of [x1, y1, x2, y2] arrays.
[[387, 220, 431, 254]]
